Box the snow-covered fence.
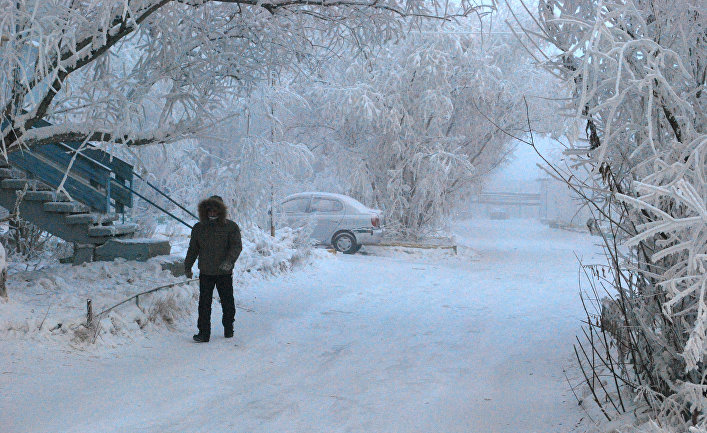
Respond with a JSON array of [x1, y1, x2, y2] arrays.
[[79, 278, 256, 344], [92, 278, 199, 324], [471, 191, 542, 219]]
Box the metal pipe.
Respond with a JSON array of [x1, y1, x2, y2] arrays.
[[58, 142, 198, 221], [105, 176, 111, 213], [131, 171, 198, 220], [23, 136, 196, 229], [117, 179, 193, 229], [54, 141, 112, 172]]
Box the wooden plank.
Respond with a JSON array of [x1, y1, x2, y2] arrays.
[[31, 144, 110, 184], [107, 180, 132, 209], [11, 148, 110, 195], [8, 151, 109, 212], [59, 140, 134, 182], [28, 118, 134, 207], [7, 118, 137, 213], [375, 242, 458, 254], [16, 145, 133, 210], [44, 144, 133, 208]]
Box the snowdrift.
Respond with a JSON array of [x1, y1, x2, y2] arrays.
[[0, 227, 318, 348]]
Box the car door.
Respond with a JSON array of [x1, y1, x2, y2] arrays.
[[308, 196, 345, 244], [280, 196, 311, 229]]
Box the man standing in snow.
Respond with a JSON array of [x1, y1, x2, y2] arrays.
[[185, 195, 242, 343]]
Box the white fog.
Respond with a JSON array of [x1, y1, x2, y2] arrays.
[[0, 1, 704, 432]]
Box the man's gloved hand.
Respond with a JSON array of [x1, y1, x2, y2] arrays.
[[185, 270, 193, 279], [218, 261, 233, 273]]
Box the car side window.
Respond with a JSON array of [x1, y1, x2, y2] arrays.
[[282, 198, 309, 213], [310, 198, 343, 213]]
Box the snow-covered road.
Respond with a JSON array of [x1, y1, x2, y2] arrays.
[[2, 219, 600, 433]]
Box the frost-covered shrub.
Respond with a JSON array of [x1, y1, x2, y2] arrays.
[[529, 0, 707, 427], [148, 287, 196, 327], [137, 133, 313, 227], [237, 225, 314, 276], [620, 420, 707, 433]]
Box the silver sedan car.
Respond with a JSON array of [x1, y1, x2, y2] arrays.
[[277, 192, 384, 254]]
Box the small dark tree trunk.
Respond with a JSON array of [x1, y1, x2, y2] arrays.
[[0, 243, 6, 299], [0, 269, 6, 299]]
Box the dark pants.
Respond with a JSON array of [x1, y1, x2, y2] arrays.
[[197, 274, 235, 337]]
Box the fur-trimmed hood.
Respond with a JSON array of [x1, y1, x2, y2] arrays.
[[198, 196, 228, 223]]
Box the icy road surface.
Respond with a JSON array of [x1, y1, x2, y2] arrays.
[[2, 219, 600, 432]]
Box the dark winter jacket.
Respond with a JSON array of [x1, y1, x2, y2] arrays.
[[185, 197, 242, 276]]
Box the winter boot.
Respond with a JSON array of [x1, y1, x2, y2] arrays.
[[224, 328, 234, 339], [193, 333, 210, 343]]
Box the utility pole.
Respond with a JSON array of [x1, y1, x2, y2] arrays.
[[270, 161, 275, 237], [269, 67, 276, 237]]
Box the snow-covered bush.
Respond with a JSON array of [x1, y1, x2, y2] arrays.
[[520, 0, 707, 427], [237, 225, 315, 276], [147, 286, 196, 327]]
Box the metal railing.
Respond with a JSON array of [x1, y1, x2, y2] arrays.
[[129, 171, 197, 227], [120, 177, 196, 229], [7, 121, 197, 230], [61, 146, 198, 229]]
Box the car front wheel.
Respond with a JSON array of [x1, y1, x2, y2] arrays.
[[333, 232, 357, 254]]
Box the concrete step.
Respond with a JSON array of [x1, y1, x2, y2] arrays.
[[1, 179, 52, 191], [94, 238, 171, 262], [0, 168, 25, 179], [65, 213, 120, 225], [43, 201, 90, 214], [88, 223, 138, 237], [23, 191, 57, 202], [24, 191, 70, 202]]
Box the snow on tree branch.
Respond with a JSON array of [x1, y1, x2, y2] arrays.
[[0, 0, 484, 156], [521, 0, 707, 425]]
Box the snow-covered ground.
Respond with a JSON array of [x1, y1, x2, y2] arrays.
[[1, 219, 602, 433]]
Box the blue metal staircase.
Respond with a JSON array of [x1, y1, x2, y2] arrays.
[[0, 122, 187, 263]]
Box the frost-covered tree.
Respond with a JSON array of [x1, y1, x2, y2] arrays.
[[291, 26, 543, 238], [525, 0, 707, 426], [127, 81, 315, 230], [0, 0, 483, 155]]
